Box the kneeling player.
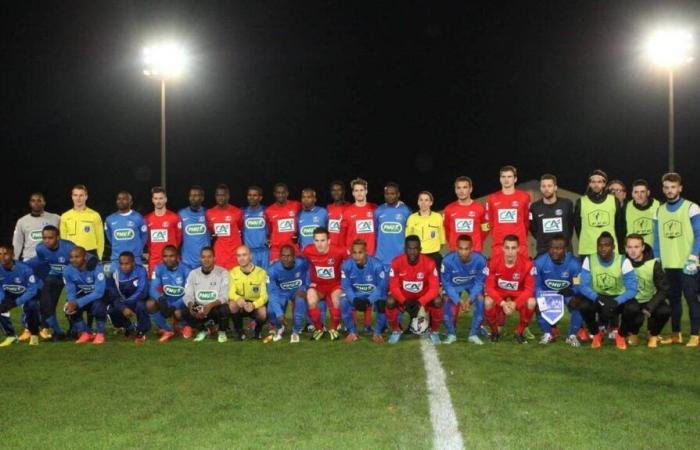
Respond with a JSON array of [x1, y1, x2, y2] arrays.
[[183, 247, 230, 343], [484, 235, 536, 344], [107, 252, 150, 344], [266, 244, 309, 343], [0, 244, 41, 346], [229, 245, 268, 340], [62, 247, 107, 344], [387, 235, 442, 344], [440, 235, 488, 345], [340, 239, 387, 343], [148, 245, 191, 342]]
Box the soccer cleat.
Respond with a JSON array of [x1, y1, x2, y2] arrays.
[[591, 332, 603, 349], [660, 332, 682, 345], [627, 334, 640, 346], [39, 328, 52, 340], [236, 330, 247, 341], [194, 331, 207, 342], [92, 333, 105, 345], [134, 333, 146, 345], [539, 333, 553, 345], [344, 333, 358, 343], [290, 333, 300, 344], [523, 327, 535, 340], [686, 335, 699, 347], [363, 326, 373, 334], [312, 329, 326, 341], [468, 335, 484, 345], [29, 335, 39, 346], [478, 326, 491, 338], [489, 332, 501, 343], [18, 329, 31, 342], [329, 328, 340, 341], [443, 334, 457, 345], [372, 334, 384, 344], [615, 332, 627, 350], [515, 333, 528, 344], [0, 336, 17, 347], [608, 327, 618, 342], [263, 332, 275, 344], [577, 327, 590, 342], [388, 331, 402, 344], [75, 332, 94, 344], [272, 330, 283, 342], [217, 331, 228, 343], [565, 335, 581, 348], [158, 331, 175, 343], [647, 336, 660, 348], [429, 332, 441, 345], [181, 326, 193, 340]]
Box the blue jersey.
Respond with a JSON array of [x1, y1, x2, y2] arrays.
[[534, 252, 582, 298], [440, 251, 488, 302], [27, 239, 75, 278], [340, 255, 387, 303], [375, 202, 411, 266], [298, 206, 329, 250], [105, 210, 148, 264], [149, 263, 189, 302], [178, 207, 211, 269], [63, 263, 107, 308], [242, 206, 268, 249], [266, 257, 309, 299], [113, 265, 149, 303], [0, 261, 40, 305]]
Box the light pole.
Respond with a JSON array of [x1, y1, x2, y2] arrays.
[[644, 29, 693, 172], [143, 43, 186, 190]]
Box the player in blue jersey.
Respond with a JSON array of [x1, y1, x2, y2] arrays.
[[298, 188, 329, 250], [148, 245, 191, 342], [107, 251, 150, 344], [440, 235, 488, 345], [178, 185, 211, 271], [63, 246, 107, 344], [0, 244, 41, 347], [376, 182, 411, 270], [265, 244, 309, 343], [340, 239, 388, 343], [242, 186, 270, 269], [104, 191, 148, 267], [533, 234, 585, 347]]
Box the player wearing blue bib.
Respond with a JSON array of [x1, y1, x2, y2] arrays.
[[298, 188, 329, 250], [178, 185, 211, 271], [108, 252, 150, 344], [375, 182, 411, 270], [265, 245, 309, 343], [63, 247, 107, 345], [0, 244, 41, 347], [440, 235, 488, 345], [243, 186, 270, 269], [148, 245, 191, 342], [104, 191, 148, 266]]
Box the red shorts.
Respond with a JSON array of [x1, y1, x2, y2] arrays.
[[308, 284, 341, 300], [488, 292, 531, 310]]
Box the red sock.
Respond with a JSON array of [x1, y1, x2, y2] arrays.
[[308, 307, 323, 330], [364, 308, 372, 328], [385, 307, 401, 332], [428, 304, 444, 332], [329, 304, 341, 330], [516, 306, 535, 335], [452, 304, 460, 326]]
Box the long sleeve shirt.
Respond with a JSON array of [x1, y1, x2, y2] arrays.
[[440, 251, 487, 302], [389, 254, 440, 305]]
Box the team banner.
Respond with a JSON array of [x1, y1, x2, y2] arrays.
[[536, 291, 565, 326]]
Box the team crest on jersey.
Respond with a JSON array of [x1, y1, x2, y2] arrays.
[[162, 221, 169, 227], [127, 221, 135, 227], [225, 216, 232, 222], [587, 210, 610, 228], [14, 277, 21, 284], [417, 272, 424, 280], [252, 285, 260, 294], [288, 211, 295, 217], [295, 272, 300, 278], [83, 225, 91, 233], [365, 275, 374, 282], [132, 279, 139, 287], [555, 209, 563, 216], [198, 216, 205, 222], [86, 276, 93, 283], [512, 201, 519, 207], [662, 220, 682, 239], [513, 273, 520, 280], [327, 258, 335, 265]]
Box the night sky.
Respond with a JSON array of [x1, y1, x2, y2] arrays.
[[3, 1, 700, 240]]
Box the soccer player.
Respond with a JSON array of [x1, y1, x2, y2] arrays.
[[340, 239, 388, 343], [104, 191, 147, 267], [375, 182, 411, 270], [443, 176, 488, 253], [484, 234, 536, 343], [386, 235, 442, 345], [574, 170, 625, 256], [440, 235, 488, 345], [327, 180, 349, 248], [12, 192, 60, 261], [265, 182, 301, 262], [485, 166, 530, 258], [653, 172, 700, 346], [179, 185, 211, 271], [242, 186, 270, 268], [607, 180, 627, 207], [303, 227, 347, 340], [148, 245, 191, 342], [406, 191, 445, 268], [145, 187, 182, 275], [182, 247, 230, 343], [206, 184, 244, 270], [62, 246, 107, 344], [533, 234, 584, 347], [577, 232, 638, 349], [343, 178, 377, 255], [625, 179, 659, 249], [298, 188, 329, 250], [60, 184, 104, 259], [625, 234, 670, 348], [266, 244, 309, 343], [228, 245, 268, 341], [529, 174, 574, 256], [107, 251, 150, 344], [0, 244, 41, 347]]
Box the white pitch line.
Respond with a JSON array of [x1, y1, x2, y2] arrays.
[[420, 339, 465, 450]]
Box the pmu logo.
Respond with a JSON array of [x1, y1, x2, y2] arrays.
[[455, 219, 474, 232], [381, 222, 403, 234], [245, 217, 265, 229], [543, 217, 563, 233], [301, 225, 316, 237], [402, 281, 424, 293], [633, 218, 653, 236], [214, 223, 231, 236], [280, 279, 302, 290], [498, 209, 517, 224], [30, 230, 43, 241], [163, 285, 185, 297], [663, 220, 682, 239], [596, 273, 616, 291], [3, 284, 26, 295], [196, 290, 217, 302], [114, 228, 135, 240], [587, 210, 610, 228], [545, 279, 570, 290], [353, 283, 376, 293], [186, 223, 206, 235], [151, 229, 168, 242], [277, 219, 295, 232], [316, 266, 335, 279]]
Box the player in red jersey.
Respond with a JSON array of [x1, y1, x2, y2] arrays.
[[302, 227, 347, 341], [484, 234, 536, 343], [443, 176, 489, 252], [205, 184, 244, 270], [327, 180, 349, 248], [486, 165, 531, 258], [386, 235, 443, 345], [145, 187, 181, 275], [343, 178, 377, 255], [264, 183, 302, 262]]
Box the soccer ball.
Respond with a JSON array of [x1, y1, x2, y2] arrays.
[[409, 312, 429, 335]]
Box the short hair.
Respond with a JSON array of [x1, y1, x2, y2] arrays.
[[72, 184, 88, 194], [215, 183, 230, 193], [116, 190, 132, 199], [632, 179, 649, 189], [280, 244, 296, 255], [662, 172, 682, 185], [351, 239, 367, 248], [589, 169, 608, 182], [417, 190, 434, 202], [189, 185, 204, 195], [503, 234, 519, 245], [273, 182, 289, 192], [118, 251, 135, 261], [405, 235, 421, 246], [42, 225, 59, 235], [247, 185, 263, 195], [384, 182, 400, 191], [151, 186, 166, 195], [625, 234, 645, 245], [548, 233, 567, 245], [29, 192, 45, 200], [540, 174, 557, 184], [0, 243, 14, 252], [301, 187, 316, 196], [350, 178, 368, 190], [200, 246, 214, 255], [329, 180, 345, 189], [454, 176, 473, 186], [607, 180, 626, 190], [456, 235, 473, 244], [499, 165, 517, 176], [597, 231, 614, 244], [312, 227, 329, 237], [162, 245, 179, 255]]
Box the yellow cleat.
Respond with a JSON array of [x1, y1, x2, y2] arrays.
[[39, 328, 52, 340], [627, 334, 640, 346], [29, 335, 39, 346], [647, 336, 659, 349], [0, 336, 17, 347], [660, 332, 682, 345], [18, 329, 32, 342], [686, 335, 699, 347]]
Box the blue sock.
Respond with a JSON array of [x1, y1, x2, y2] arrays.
[[96, 320, 106, 334], [374, 311, 387, 335], [150, 312, 172, 332], [536, 314, 552, 334], [46, 315, 63, 334], [125, 319, 135, 332], [568, 307, 583, 336], [469, 300, 485, 336], [340, 298, 357, 334], [293, 297, 307, 334], [74, 319, 87, 334], [443, 302, 456, 335]]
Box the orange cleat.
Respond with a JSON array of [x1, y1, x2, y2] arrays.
[[615, 332, 627, 350], [181, 326, 193, 339], [75, 332, 94, 344], [577, 327, 590, 342], [18, 329, 32, 342], [158, 331, 175, 343], [134, 335, 146, 345], [591, 332, 603, 349], [372, 334, 384, 344], [92, 333, 105, 345], [551, 325, 560, 340], [344, 333, 359, 343]]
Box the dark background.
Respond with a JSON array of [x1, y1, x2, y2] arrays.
[[3, 0, 700, 240]]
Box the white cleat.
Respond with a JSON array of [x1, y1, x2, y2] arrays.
[[290, 333, 300, 344], [539, 332, 553, 345]]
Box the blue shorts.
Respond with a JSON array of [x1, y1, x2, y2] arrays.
[[251, 248, 270, 269]]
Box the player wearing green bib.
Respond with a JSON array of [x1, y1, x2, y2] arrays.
[[653, 173, 700, 347], [625, 180, 659, 249], [574, 170, 625, 256]]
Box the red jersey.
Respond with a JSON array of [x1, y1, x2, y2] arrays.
[[389, 254, 440, 305], [327, 202, 349, 248], [265, 200, 302, 249], [485, 190, 530, 252], [443, 200, 488, 252], [302, 244, 347, 289], [343, 202, 377, 255], [145, 209, 182, 269], [206, 205, 244, 270], [485, 254, 535, 304]]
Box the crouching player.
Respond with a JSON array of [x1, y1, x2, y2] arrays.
[[108, 252, 150, 344], [534, 234, 585, 347], [62, 247, 107, 344], [578, 232, 638, 349], [0, 244, 41, 346], [387, 235, 442, 345], [484, 235, 536, 344], [266, 244, 309, 344], [182, 247, 230, 343], [340, 239, 387, 343], [229, 245, 268, 341], [148, 245, 191, 342], [440, 235, 488, 345]]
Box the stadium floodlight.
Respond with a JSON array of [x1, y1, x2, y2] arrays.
[[644, 29, 693, 172], [142, 42, 187, 190]]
